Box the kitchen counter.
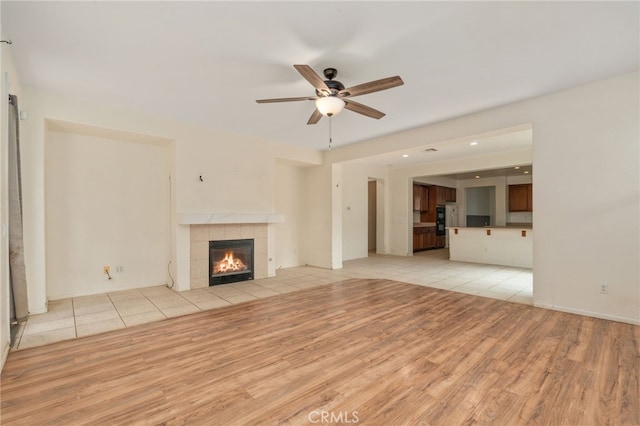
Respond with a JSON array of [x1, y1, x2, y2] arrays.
[[506, 222, 533, 229], [446, 224, 533, 230]]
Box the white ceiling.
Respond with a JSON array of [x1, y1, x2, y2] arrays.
[[437, 164, 533, 182], [2, 1, 638, 152], [349, 127, 533, 167]]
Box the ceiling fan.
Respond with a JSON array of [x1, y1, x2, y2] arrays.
[[256, 65, 404, 125]]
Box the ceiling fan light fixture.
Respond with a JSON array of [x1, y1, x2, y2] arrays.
[[315, 96, 345, 117]]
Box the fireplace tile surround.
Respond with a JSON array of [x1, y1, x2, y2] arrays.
[[190, 224, 268, 289]]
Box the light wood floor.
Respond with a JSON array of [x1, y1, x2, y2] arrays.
[[1, 279, 638, 425]]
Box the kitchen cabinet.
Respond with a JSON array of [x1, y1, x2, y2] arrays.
[[509, 184, 533, 212], [445, 187, 457, 202], [434, 186, 456, 205], [413, 226, 444, 251], [429, 185, 448, 206], [436, 186, 446, 206], [433, 186, 457, 207], [413, 184, 429, 212], [413, 185, 420, 211], [428, 186, 440, 210], [427, 232, 437, 249], [421, 185, 456, 222], [413, 230, 421, 251]]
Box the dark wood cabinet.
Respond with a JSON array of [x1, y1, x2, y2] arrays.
[[445, 187, 456, 202], [421, 186, 429, 211], [426, 231, 436, 249], [421, 185, 456, 222], [428, 186, 437, 213], [413, 226, 431, 251], [436, 186, 446, 206], [413, 226, 444, 252], [434, 185, 457, 207], [509, 184, 533, 212], [413, 184, 421, 211], [413, 184, 429, 212], [413, 231, 421, 251]]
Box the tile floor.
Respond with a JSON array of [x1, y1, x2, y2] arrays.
[[12, 249, 533, 351]]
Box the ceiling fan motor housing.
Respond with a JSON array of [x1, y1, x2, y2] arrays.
[[317, 79, 345, 97], [314, 67, 345, 96]]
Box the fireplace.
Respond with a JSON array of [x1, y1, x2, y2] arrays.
[[188, 224, 271, 289], [209, 239, 254, 285]]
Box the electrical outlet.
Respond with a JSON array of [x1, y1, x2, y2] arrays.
[[103, 266, 110, 275], [115, 265, 124, 273], [600, 283, 608, 294]]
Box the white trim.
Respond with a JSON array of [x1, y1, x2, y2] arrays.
[[178, 213, 284, 225], [534, 302, 640, 326], [28, 305, 47, 315]]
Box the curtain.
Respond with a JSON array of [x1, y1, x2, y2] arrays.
[[8, 94, 28, 322]]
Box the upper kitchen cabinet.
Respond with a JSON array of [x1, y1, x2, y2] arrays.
[[432, 185, 457, 206], [419, 185, 457, 222], [413, 184, 429, 212], [509, 183, 533, 212], [445, 187, 456, 203], [435, 186, 446, 206]]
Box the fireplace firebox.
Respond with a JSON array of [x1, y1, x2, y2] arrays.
[[209, 239, 254, 285]]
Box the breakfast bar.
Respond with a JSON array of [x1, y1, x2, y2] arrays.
[[448, 226, 533, 268]]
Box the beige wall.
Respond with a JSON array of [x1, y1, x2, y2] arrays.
[[275, 161, 306, 268], [341, 162, 387, 261], [45, 128, 170, 299], [301, 164, 335, 268]]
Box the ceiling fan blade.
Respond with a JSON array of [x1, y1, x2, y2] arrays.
[[307, 108, 323, 125], [294, 65, 329, 92], [256, 96, 315, 103], [339, 76, 404, 98], [344, 99, 385, 120]]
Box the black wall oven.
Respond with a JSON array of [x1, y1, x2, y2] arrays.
[[435, 206, 446, 236]]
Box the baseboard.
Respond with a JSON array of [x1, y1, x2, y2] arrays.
[[533, 302, 640, 326], [29, 305, 48, 315]]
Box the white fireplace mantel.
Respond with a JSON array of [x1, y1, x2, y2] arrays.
[[178, 213, 284, 225]]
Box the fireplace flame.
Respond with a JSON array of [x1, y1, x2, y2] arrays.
[[214, 251, 247, 274]]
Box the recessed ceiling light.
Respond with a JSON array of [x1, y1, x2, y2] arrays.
[[470, 141, 478, 146], [524, 171, 529, 174], [475, 175, 480, 179], [402, 154, 409, 158], [514, 166, 520, 170]]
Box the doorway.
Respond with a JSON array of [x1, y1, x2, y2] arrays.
[[368, 179, 384, 255]]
